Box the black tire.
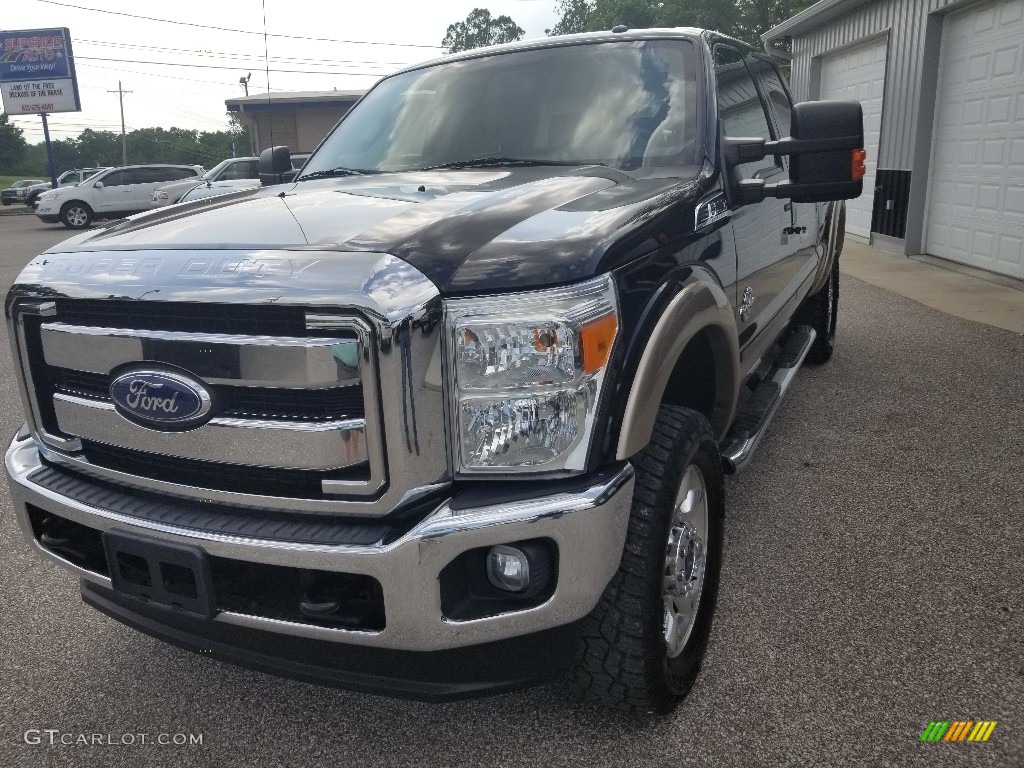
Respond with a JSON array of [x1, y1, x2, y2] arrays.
[[25, 192, 40, 208], [59, 201, 93, 229], [796, 203, 844, 364], [573, 405, 724, 714], [1, 200, 11, 206]]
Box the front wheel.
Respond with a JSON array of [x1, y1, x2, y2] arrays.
[[572, 405, 724, 714], [1, 200, 11, 206], [59, 201, 93, 229]]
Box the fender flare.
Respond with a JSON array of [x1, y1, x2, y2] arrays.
[[615, 273, 740, 459]]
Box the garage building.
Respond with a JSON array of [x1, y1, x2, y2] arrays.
[[226, 90, 365, 156], [764, 0, 1024, 280]]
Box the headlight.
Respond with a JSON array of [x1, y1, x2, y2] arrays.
[[39, 191, 58, 201], [446, 275, 618, 474], [155, 190, 168, 200]]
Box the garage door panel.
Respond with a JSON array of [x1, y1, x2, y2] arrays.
[[820, 36, 888, 238], [926, 0, 1024, 279]]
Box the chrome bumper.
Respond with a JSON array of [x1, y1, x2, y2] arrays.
[[6, 432, 634, 652]]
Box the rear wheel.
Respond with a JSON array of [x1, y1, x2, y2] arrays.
[[573, 405, 724, 714], [60, 201, 93, 229]]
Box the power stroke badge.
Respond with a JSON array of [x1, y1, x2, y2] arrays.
[[109, 369, 212, 429]]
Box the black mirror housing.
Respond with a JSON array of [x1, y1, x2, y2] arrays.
[[785, 100, 864, 201], [723, 100, 865, 204], [259, 146, 292, 186]]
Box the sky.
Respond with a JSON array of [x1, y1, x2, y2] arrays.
[[3, 0, 559, 143]]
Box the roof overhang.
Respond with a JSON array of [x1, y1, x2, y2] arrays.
[[762, 0, 873, 42]]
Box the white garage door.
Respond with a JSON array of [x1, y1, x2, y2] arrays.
[[925, 0, 1024, 279], [820, 36, 889, 238]]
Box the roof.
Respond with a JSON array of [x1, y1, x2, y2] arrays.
[[762, 0, 873, 41], [226, 90, 366, 111], [394, 27, 720, 76]]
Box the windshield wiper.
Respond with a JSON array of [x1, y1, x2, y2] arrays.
[[417, 157, 603, 171], [297, 167, 377, 180]]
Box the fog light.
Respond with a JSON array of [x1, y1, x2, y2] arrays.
[[486, 545, 530, 592]]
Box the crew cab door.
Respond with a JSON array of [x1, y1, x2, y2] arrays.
[[747, 55, 820, 301], [91, 169, 135, 214], [713, 45, 803, 367]]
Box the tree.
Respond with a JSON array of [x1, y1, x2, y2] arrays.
[[547, 0, 593, 35], [442, 8, 525, 53], [0, 112, 28, 172], [547, 0, 814, 45]]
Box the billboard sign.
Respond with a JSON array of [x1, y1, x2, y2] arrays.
[[0, 28, 81, 114]]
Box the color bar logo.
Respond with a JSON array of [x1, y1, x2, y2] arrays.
[[920, 721, 997, 743]]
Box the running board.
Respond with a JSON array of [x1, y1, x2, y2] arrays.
[[721, 325, 816, 474]]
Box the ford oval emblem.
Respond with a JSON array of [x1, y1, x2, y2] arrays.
[[109, 369, 212, 429]]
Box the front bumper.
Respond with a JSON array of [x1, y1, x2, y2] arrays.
[[6, 432, 634, 653]]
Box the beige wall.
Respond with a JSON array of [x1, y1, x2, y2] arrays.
[[235, 104, 352, 154]]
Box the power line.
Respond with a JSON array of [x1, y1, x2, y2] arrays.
[[74, 38, 415, 69], [36, 0, 444, 49], [74, 55, 389, 77], [75, 61, 241, 87]]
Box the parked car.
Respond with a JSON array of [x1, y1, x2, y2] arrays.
[[23, 168, 109, 208], [153, 157, 259, 206], [1, 179, 47, 205], [35, 164, 204, 228], [4, 29, 862, 712], [172, 153, 312, 204]]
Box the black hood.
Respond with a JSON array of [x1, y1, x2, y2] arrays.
[[48, 166, 703, 294]]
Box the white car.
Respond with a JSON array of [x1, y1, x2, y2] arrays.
[[36, 164, 204, 228], [153, 157, 259, 206]]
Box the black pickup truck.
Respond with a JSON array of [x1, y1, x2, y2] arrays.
[[4, 28, 862, 713]]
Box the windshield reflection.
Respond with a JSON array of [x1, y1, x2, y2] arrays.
[[301, 40, 699, 176]]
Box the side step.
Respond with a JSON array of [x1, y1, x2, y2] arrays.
[[721, 325, 816, 474]]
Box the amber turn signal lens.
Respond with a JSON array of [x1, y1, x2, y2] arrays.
[[852, 149, 867, 181], [580, 313, 618, 374]]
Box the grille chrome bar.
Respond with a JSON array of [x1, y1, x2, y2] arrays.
[[40, 323, 361, 388], [53, 394, 369, 471]]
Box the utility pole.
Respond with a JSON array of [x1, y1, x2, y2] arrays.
[[107, 80, 132, 166]]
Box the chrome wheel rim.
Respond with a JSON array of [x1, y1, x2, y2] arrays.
[[66, 207, 88, 227], [663, 464, 709, 658]]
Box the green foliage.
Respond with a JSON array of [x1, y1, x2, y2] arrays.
[[442, 8, 526, 53], [0, 112, 29, 171], [3, 117, 252, 176], [548, 0, 816, 44]]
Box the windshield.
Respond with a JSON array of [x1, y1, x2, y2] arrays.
[[301, 39, 699, 176], [202, 159, 233, 181]]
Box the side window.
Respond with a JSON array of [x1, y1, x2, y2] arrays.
[[714, 45, 778, 179], [747, 57, 792, 139], [100, 170, 131, 187], [221, 162, 254, 180], [167, 167, 199, 181]]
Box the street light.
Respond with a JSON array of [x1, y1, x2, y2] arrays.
[[239, 73, 251, 96]]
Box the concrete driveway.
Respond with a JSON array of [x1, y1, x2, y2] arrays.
[[0, 216, 1021, 767]]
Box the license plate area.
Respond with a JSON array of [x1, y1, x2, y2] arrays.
[[102, 530, 215, 618]]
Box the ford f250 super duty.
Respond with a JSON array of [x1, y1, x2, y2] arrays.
[[5, 28, 862, 713]]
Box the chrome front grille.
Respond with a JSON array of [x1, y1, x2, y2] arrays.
[[8, 249, 452, 518], [13, 303, 385, 510]]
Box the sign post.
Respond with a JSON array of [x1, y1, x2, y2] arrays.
[[1, 28, 82, 188], [40, 112, 58, 187]]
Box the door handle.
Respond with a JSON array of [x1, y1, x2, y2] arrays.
[[783, 202, 792, 211]]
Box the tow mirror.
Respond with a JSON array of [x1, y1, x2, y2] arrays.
[[259, 145, 292, 186], [725, 100, 865, 204]]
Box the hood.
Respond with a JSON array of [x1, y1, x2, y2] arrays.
[[47, 166, 702, 294]]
